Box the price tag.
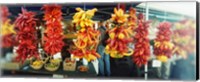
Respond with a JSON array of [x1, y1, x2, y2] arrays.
[[53, 52, 62, 59], [152, 60, 162, 67]]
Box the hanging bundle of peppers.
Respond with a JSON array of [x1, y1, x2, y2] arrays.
[[14, 8, 39, 63], [1, 6, 10, 23], [173, 22, 188, 58], [183, 20, 196, 54], [154, 22, 174, 62], [128, 7, 137, 30], [132, 13, 150, 67], [0, 6, 16, 48], [70, 7, 101, 62], [173, 20, 195, 58], [42, 5, 64, 56], [105, 8, 134, 58]]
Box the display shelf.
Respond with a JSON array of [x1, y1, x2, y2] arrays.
[[2, 61, 97, 77]]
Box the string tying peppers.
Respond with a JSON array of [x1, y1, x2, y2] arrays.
[[42, 5, 64, 56], [14, 8, 39, 63], [132, 13, 150, 67]]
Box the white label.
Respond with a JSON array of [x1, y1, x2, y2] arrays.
[[53, 52, 62, 59], [70, 54, 74, 59], [53, 74, 64, 78], [92, 59, 99, 74], [95, 22, 98, 30], [82, 58, 88, 66], [71, 54, 80, 61], [72, 39, 77, 42], [152, 60, 162, 67], [13, 46, 18, 53]]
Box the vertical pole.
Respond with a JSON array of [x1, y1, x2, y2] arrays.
[[83, 3, 86, 11], [145, 2, 149, 80]]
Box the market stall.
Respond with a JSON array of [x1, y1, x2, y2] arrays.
[[0, 2, 197, 80]]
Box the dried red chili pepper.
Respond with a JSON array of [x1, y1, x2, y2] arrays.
[[132, 13, 150, 67], [14, 8, 39, 63], [153, 22, 173, 62], [42, 5, 64, 55], [2, 34, 14, 48]]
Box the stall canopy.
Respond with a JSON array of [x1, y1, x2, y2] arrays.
[[6, 2, 196, 23]]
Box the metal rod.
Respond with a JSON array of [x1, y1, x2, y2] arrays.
[[83, 3, 86, 11], [144, 2, 149, 80]]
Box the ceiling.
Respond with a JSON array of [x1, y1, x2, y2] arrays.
[[6, 3, 140, 22], [5, 2, 196, 23], [137, 2, 196, 18]]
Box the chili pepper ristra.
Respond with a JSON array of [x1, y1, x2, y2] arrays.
[[154, 22, 174, 62], [0, 6, 16, 48], [105, 8, 135, 58], [14, 8, 39, 63], [70, 7, 101, 62], [132, 13, 150, 67], [41, 5, 64, 56]]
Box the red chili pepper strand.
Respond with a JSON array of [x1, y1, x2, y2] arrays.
[[1, 6, 15, 48], [14, 8, 39, 63], [132, 13, 150, 67], [173, 21, 195, 55], [153, 22, 172, 58], [1, 6, 10, 23], [42, 5, 64, 55]]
